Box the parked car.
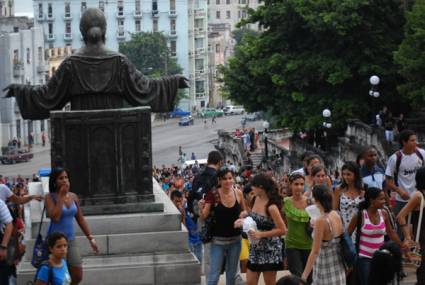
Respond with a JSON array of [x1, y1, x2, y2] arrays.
[[200, 108, 224, 118], [243, 112, 262, 121], [178, 116, 194, 126], [224, 105, 245, 115], [168, 108, 191, 118], [0, 146, 33, 164]]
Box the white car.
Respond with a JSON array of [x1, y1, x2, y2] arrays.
[[224, 105, 245, 115]]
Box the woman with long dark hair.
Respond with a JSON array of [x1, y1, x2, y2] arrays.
[[283, 173, 312, 282], [246, 173, 286, 285], [397, 166, 425, 284], [301, 185, 345, 285], [333, 161, 364, 230], [367, 241, 402, 285], [45, 168, 99, 285], [348, 187, 403, 285], [198, 168, 246, 285]]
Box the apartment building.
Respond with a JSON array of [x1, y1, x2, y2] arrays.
[[207, 0, 260, 30], [0, 0, 14, 17], [33, 0, 209, 110], [0, 23, 49, 147]]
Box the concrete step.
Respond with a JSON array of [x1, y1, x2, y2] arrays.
[[31, 211, 182, 238], [18, 252, 201, 285], [24, 226, 190, 261]]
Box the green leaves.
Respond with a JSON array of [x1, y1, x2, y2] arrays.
[[221, 0, 405, 131]]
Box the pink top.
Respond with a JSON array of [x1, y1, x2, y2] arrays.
[[358, 209, 386, 258]]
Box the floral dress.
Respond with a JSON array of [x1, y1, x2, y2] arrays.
[[247, 212, 283, 272], [339, 192, 363, 229]]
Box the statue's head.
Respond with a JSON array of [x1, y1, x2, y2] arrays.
[[80, 8, 107, 45]]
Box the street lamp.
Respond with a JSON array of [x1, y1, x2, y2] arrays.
[[322, 109, 332, 151], [369, 75, 380, 124], [263, 121, 270, 160]]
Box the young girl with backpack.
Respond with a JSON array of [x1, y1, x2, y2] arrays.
[[35, 232, 71, 285]]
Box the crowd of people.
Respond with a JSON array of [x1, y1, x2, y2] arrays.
[[155, 128, 425, 285], [1, 128, 425, 284]]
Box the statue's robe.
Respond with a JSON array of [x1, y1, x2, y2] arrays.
[[7, 53, 180, 120]]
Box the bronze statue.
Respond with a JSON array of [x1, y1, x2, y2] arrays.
[[3, 8, 189, 120]]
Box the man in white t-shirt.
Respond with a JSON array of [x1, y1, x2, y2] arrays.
[[0, 183, 43, 204], [385, 129, 425, 215]]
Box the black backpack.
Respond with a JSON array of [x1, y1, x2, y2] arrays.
[[187, 169, 217, 220]]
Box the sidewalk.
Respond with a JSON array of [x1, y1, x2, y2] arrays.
[[201, 271, 290, 285]]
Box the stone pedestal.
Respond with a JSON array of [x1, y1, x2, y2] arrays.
[[50, 107, 157, 214], [17, 180, 201, 285]]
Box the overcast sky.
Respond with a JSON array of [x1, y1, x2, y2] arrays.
[[15, 0, 34, 16]]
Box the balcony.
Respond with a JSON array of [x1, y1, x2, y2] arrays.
[[64, 13, 72, 20], [64, 33, 73, 41], [194, 8, 205, 18], [37, 64, 48, 73], [194, 27, 205, 36], [46, 14, 55, 21], [152, 10, 159, 17], [116, 11, 125, 19], [36, 14, 45, 22], [13, 62, 24, 78], [117, 30, 126, 40], [195, 48, 205, 57], [195, 69, 205, 78], [196, 92, 206, 98], [46, 34, 55, 42], [169, 10, 177, 17], [133, 10, 142, 18], [168, 30, 177, 38]]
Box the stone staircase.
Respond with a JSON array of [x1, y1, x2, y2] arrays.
[[17, 181, 201, 285]]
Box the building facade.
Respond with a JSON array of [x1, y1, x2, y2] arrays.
[[207, 0, 260, 31], [33, 0, 209, 110], [0, 23, 49, 147], [207, 23, 234, 108], [0, 0, 14, 17]]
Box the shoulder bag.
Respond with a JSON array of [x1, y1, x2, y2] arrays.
[[31, 207, 49, 268], [199, 190, 220, 243]]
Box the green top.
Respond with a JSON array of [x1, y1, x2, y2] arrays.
[[283, 197, 313, 250]]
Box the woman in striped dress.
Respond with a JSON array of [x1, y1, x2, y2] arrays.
[[348, 187, 404, 285]]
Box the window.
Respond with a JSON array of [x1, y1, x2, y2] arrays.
[[216, 0, 220, 4], [26, 48, 31, 64], [66, 22, 71, 33], [170, 19, 176, 32], [99, 0, 105, 12], [195, 80, 205, 94], [135, 20, 141, 32], [170, 40, 176, 56], [170, 0, 175, 11], [195, 38, 204, 49], [216, 11, 220, 19], [152, 0, 158, 12], [118, 19, 124, 27], [117, 0, 124, 15], [58, 48, 62, 56], [238, 10, 241, 18], [239, 0, 246, 3], [195, 59, 204, 71], [38, 3, 43, 18], [226, 10, 230, 18], [242, 10, 246, 18], [48, 23, 53, 34], [38, 47, 43, 61], [47, 3, 52, 17], [195, 19, 203, 29], [215, 44, 220, 53], [65, 3, 70, 17], [153, 19, 158, 32], [81, 2, 87, 13], [226, 0, 230, 4]]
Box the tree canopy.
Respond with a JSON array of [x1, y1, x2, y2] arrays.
[[395, 0, 425, 107], [221, 0, 406, 131]]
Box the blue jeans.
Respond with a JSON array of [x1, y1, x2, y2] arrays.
[[189, 242, 203, 263], [208, 239, 242, 285], [356, 257, 371, 285]]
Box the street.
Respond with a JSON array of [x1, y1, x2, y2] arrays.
[[0, 114, 263, 177]]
